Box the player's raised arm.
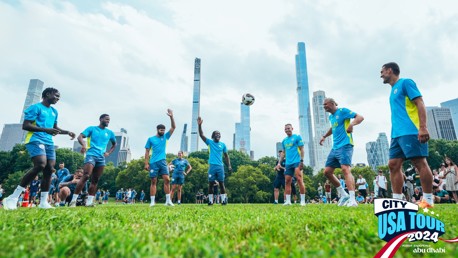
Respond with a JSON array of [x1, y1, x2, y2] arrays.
[[167, 109, 176, 136], [197, 117, 207, 143]]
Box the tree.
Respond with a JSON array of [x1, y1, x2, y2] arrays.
[[98, 164, 121, 194], [227, 150, 255, 173], [188, 151, 209, 163], [116, 159, 150, 199], [226, 165, 270, 203], [55, 148, 84, 172], [2, 171, 26, 195]]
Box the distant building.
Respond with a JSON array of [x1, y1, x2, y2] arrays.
[[312, 90, 331, 174], [20, 79, 44, 123], [441, 98, 458, 137], [276, 142, 283, 156], [427, 107, 456, 140], [180, 123, 189, 154], [105, 128, 131, 167], [366, 133, 389, 171], [295, 42, 314, 167], [190, 58, 201, 152], [234, 104, 251, 155], [0, 124, 24, 151]]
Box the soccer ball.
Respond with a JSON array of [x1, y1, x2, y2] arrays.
[[242, 93, 255, 106]]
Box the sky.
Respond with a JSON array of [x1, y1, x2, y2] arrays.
[[0, 0, 457, 167]]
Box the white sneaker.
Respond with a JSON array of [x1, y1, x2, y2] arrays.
[[283, 202, 292, 206], [165, 202, 174, 206], [3, 197, 18, 210], [300, 201, 306, 206], [346, 201, 358, 207], [69, 200, 77, 207], [338, 196, 350, 206], [150, 202, 155, 207], [38, 202, 55, 209]]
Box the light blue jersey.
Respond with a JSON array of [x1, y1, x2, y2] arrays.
[[145, 131, 171, 163], [390, 78, 422, 138], [82, 126, 116, 158], [282, 134, 304, 165], [172, 158, 190, 176], [23, 103, 58, 145], [205, 139, 227, 166], [329, 108, 357, 149]]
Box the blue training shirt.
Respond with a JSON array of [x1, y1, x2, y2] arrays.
[[282, 134, 304, 165], [389, 78, 422, 138], [57, 168, 70, 183], [205, 138, 227, 166], [145, 131, 171, 163], [172, 158, 190, 176], [23, 103, 58, 145], [82, 126, 116, 158], [329, 108, 357, 149]]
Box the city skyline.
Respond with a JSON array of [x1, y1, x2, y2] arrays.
[[1, 1, 457, 165]]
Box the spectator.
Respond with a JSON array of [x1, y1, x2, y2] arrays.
[[324, 180, 332, 204], [404, 168, 415, 202], [356, 175, 367, 202], [433, 186, 450, 204], [196, 189, 204, 204], [444, 157, 458, 204], [0, 184, 4, 206], [412, 187, 423, 203], [376, 170, 388, 198], [356, 192, 365, 204], [140, 190, 145, 203], [438, 163, 447, 190], [317, 183, 323, 198]]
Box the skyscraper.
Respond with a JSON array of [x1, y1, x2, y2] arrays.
[[0, 79, 44, 151], [20, 79, 44, 123], [234, 103, 251, 155], [366, 133, 390, 171], [295, 42, 314, 167], [180, 123, 189, 154], [190, 58, 201, 152], [312, 91, 331, 173], [441, 98, 458, 137], [426, 107, 456, 140], [105, 128, 132, 167]]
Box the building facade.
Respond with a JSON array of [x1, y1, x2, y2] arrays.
[[105, 128, 132, 167], [441, 98, 458, 137], [20, 79, 44, 123], [366, 132, 389, 171], [234, 103, 251, 155], [190, 58, 201, 152], [312, 91, 331, 173], [295, 42, 314, 167], [427, 107, 457, 141], [180, 123, 189, 154]]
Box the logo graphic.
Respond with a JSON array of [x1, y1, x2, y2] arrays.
[[394, 89, 398, 94], [374, 198, 457, 257]]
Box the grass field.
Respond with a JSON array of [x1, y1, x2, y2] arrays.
[[0, 203, 457, 258]]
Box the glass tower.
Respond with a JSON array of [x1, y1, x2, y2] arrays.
[[20, 79, 44, 123], [295, 42, 314, 167], [190, 58, 201, 152], [312, 90, 331, 173]]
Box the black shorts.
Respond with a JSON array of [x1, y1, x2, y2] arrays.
[[359, 189, 367, 198], [273, 175, 285, 189]]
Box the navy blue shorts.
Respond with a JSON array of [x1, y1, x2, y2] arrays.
[[172, 176, 185, 185], [389, 135, 428, 159], [149, 160, 169, 178], [273, 174, 285, 188], [25, 142, 56, 160], [208, 164, 225, 182], [325, 144, 353, 168], [285, 163, 300, 177], [85, 155, 106, 167]]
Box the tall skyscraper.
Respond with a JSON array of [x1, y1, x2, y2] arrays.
[[105, 128, 132, 167], [441, 98, 458, 137], [276, 142, 283, 155], [295, 42, 314, 167], [190, 58, 201, 152], [0, 79, 44, 151], [180, 123, 189, 154], [312, 91, 331, 173], [366, 133, 390, 171], [234, 103, 251, 155], [20, 79, 44, 123], [426, 107, 456, 140]]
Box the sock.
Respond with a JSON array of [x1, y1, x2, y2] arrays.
[[166, 194, 171, 203], [12, 185, 26, 198], [349, 191, 356, 202], [209, 194, 213, 203], [300, 194, 305, 203], [274, 199, 278, 203], [337, 186, 348, 197], [221, 194, 226, 202], [71, 194, 79, 202], [177, 200, 181, 204], [423, 193, 433, 204], [393, 193, 403, 200], [286, 194, 291, 203], [151, 196, 155, 204], [40, 192, 49, 204], [87, 195, 94, 205]]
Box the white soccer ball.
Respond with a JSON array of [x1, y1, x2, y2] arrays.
[[242, 93, 255, 106]]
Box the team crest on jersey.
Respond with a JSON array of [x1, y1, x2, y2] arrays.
[[393, 88, 398, 94], [105, 133, 108, 137], [336, 116, 339, 119]]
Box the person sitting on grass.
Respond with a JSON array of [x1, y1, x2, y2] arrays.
[[356, 192, 365, 204], [58, 168, 84, 206], [433, 185, 449, 204]]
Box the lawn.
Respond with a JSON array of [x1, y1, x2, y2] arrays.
[[0, 203, 456, 257]]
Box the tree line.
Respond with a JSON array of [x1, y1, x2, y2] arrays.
[[1, 139, 457, 203]]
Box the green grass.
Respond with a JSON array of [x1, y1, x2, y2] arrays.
[[0, 203, 457, 258]]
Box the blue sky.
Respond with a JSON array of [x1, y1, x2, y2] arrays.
[[1, 0, 457, 168]]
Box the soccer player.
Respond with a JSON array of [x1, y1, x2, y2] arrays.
[[380, 62, 434, 208], [197, 117, 232, 205], [58, 168, 84, 206], [3, 87, 76, 210], [273, 150, 286, 204], [275, 124, 307, 206], [139, 190, 145, 203], [320, 98, 364, 207], [144, 109, 176, 207], [29, 176, 40, 207], [170, 151, 193, 205], [69, 114, 117, 207]]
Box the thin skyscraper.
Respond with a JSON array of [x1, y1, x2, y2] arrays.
[[190, 58, 201, 152], [234, 103, 251, 155], [180, 123, 189, 154], [295, 42, 314, 167], [312, 90, 331, 173], [20, 79, 44, 123]]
